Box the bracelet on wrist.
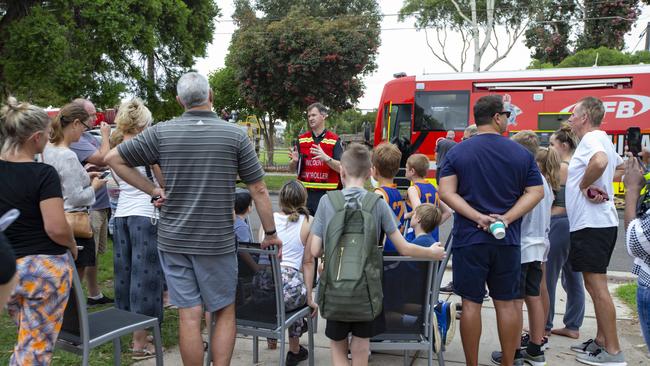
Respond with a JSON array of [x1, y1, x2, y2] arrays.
[[264, 229, 277, 236]]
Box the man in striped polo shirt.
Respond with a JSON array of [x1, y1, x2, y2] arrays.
[[106, 72, 280, 366]]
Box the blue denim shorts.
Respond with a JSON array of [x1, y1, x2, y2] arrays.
[[452, 244, 521, 303]]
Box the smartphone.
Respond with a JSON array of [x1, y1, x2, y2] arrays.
[[587, 188, 609, 201], [77, 246, 84, 250], [99, 171, 110, 179], [627, 127, 642, 157]]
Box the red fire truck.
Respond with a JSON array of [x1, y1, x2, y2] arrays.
[[374, 64, 650, 189]]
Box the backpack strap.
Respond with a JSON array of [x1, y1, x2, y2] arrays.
[[327, 190, 346, 212], [360, 192, 380, 214]]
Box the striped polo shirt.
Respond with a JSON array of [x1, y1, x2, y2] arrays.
[[117, 110, 264, 255]]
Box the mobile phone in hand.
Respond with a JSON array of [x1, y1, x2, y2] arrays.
[[99, 171, 110, 179], [587, 188, 609, 201], [627, 127, 642, 157]]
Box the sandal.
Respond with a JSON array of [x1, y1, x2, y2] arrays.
[[132, 343, 163, 360], [130, 335, 155, 349], [132, 349, 156, 360]]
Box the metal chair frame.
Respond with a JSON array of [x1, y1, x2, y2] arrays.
[[369, 234, 454, 366], [205, 243, 314, 366], [56, 252, 163, 366]]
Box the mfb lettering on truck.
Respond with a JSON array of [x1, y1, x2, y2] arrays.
[[375, 64, 650, 190]]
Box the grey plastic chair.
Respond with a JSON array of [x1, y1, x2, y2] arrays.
[[369, 234, 453, 366], [205, 243, 314, 365], [55, 252, 163, 366]]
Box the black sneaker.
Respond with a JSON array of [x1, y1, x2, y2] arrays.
[[286, 345, 308, 366], [440, 281, 454, 293], [520, 333, 549, 351], [490, 350, 524, 366], [87, 295, 114, 306]]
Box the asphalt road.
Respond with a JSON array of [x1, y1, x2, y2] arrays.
[[248, 194, 634, 273]]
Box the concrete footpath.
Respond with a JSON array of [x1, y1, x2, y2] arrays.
[[138, 269, 649, 365]]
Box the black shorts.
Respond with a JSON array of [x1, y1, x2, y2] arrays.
[[74, 236, 96, 268], [452, 244, 521, 304], [518, 261, 542, 298], [325, 313, 386, 341], [569, 227, 617, 274]]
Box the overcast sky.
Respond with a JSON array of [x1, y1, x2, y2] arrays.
[[194, 1, 650, 112]]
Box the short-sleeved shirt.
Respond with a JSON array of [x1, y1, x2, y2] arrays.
[[117, 110, 264, 255], [234, 216, 251, 243], [435, 138, 456, 169], [311, 188, 397, 246], [439, 133, 543, 248], [0, 161, 66, 258], [411, 234, 436, 247], [626, 209, 650, 287], [566, 130, 622, 232], [70, 133, 110, 210]]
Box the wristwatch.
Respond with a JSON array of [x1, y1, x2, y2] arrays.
[[265, 229, 277, 236]]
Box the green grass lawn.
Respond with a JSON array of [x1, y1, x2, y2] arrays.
[[0, 241, 180, 365], [616, 281, 638, 315], [258, 148, 291, 165]]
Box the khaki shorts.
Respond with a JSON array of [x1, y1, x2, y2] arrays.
[[90, 208, 110, 255]]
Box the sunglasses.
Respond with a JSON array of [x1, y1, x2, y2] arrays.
[[498, 111, 511, 118]]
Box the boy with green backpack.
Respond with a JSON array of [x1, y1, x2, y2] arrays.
[[306, 143, 446, 365]]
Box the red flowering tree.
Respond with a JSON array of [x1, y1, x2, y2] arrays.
[[228, 0, 380, 164]]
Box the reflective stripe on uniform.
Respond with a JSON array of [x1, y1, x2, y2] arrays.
[[299, 181, 339, 190]]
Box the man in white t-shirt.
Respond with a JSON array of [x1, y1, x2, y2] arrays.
[[565, 97, 625, 365]]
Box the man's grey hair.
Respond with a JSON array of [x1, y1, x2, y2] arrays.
[[177, 72, 210, 109], [464, 124, 478, 137]]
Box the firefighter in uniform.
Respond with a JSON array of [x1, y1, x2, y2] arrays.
[[289, 103, 343, 215]]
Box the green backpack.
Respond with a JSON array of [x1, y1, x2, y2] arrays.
[[317, 191, 384, 322]]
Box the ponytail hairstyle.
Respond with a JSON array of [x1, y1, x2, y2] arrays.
[[536, 146, 562, 191], [552, 123, 578, 152], [279, 180, 310, 223], [110, 98, 152, 147], [0, 97, 50, 155], [50, 102, 89, 144]]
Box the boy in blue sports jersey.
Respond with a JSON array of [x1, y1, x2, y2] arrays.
[[371, 143, 407, 253], [404, 154, 452, 241]]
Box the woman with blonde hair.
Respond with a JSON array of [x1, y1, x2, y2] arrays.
[[110, 98, 164, 359], [0, 97, 77, 365], [545, 124, 585, 340], [43, 102, 107, 277]]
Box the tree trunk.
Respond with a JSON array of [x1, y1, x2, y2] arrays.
[[471, 0, 480, 72], [264, 114, 275, 166]]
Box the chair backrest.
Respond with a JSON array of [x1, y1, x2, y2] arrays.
[[59, 252, 90, 345], [235, 242, 285, 330], [380, 256, 436, 337]]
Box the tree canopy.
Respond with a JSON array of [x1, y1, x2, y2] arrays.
[[226, 0, 381, 163], [525, 0, 641, 65], [529, 47, 650, 69], [0, 1, 219, 120], [400, 0, 541, 71]]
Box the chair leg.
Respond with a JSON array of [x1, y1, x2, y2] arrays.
[[152, 323, 164, 366], [253, 336, 259, 363], [308, 317, 314, 366], [403, 350, 408, 366], [279, 332, 286, 366], [82, 346, 90, 366], [113, 338, 122, 366]]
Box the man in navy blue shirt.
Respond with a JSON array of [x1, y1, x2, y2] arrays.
[[438, 95, 544, 366]]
